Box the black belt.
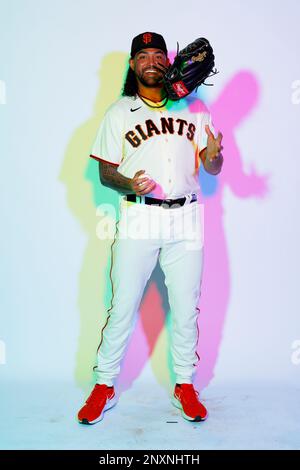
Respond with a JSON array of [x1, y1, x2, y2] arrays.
[[125, 193, 197, 208]]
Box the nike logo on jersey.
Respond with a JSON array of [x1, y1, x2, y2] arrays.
[[130, 107, 142, 112]]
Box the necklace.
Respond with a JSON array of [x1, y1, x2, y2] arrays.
[[138, 93, 169, 109]]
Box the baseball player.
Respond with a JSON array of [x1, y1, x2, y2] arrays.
[[78, 32, 223, 425]]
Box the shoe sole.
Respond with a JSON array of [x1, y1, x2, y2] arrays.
[[172, 396, 208, 422], [78, 396, 118, 425]]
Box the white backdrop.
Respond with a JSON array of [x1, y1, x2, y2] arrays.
[[0, 0, 299, 386]]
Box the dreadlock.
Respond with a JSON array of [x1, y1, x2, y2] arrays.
[[122, 67, 138, 97]]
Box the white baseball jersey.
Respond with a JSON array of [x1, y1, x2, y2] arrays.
[[90, 94, 215, 199]]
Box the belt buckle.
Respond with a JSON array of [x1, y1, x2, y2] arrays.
[[161, 198, 172, 209]]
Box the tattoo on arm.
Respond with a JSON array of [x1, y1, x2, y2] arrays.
[[99, 162, 133, 193]]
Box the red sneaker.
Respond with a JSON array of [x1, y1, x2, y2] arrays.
[[172, 384, 208, 422], [78, 384, 117, 425]]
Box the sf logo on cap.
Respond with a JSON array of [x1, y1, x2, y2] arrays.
[[143, 33, 152, 44]]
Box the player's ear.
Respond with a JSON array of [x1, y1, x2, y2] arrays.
[[129, 58, 134, 71]]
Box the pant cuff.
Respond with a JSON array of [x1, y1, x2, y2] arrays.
[[96, 380, 114, 387], [175, 378, 193, 384]]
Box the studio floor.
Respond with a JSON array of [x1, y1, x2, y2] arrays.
[[1, 371, 299, 450]]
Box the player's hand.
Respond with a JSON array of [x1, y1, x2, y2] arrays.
[[154, 62, 170, 75], [205, 125, 223, 161], [130, 170, 156, 196]]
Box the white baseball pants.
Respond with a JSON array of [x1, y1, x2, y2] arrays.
[[94, 196, 204, 386]]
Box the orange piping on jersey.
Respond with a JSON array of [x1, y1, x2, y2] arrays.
[[90, 155, 120, 167]]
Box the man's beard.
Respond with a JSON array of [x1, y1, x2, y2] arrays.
[[136, 69, 164, 88]]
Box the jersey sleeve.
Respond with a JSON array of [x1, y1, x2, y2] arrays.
[[198, 112, 216, 154], [89, 106, 123, 167]]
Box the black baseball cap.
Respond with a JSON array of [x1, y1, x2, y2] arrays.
[[130, 32, 168, 58]]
